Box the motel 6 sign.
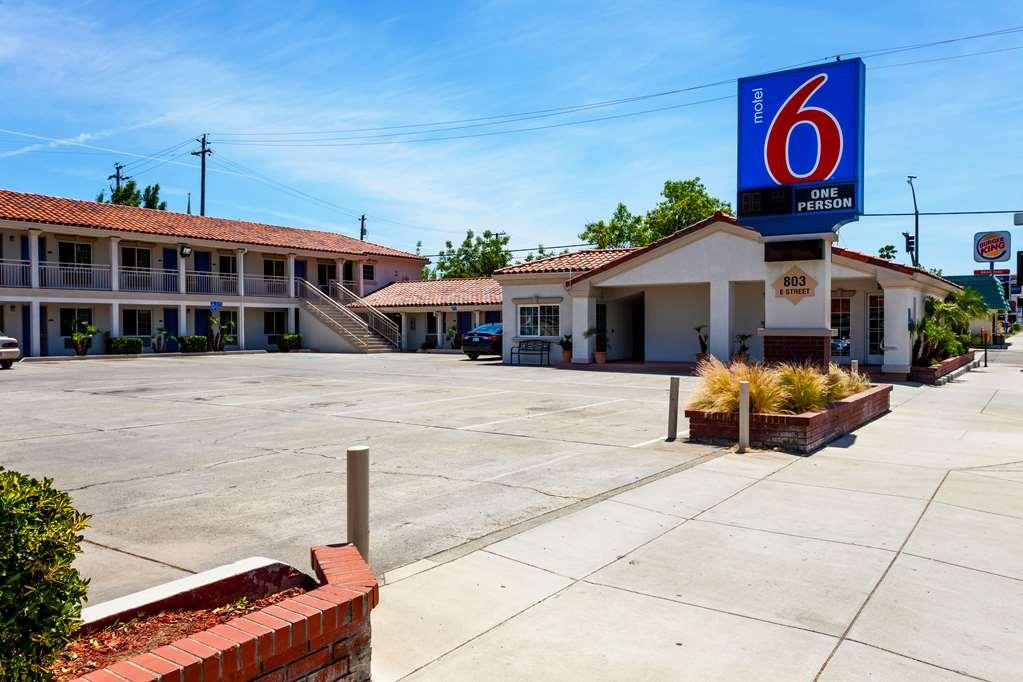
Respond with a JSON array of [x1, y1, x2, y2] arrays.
[[737, 59, 865, 236]]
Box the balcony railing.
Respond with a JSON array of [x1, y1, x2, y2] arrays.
[[244, 274, 289, 297], [40, 263, 112, 291], [187, 271, 240, 296], [0, 259, 31, 287], [120, 267, 179, 293]]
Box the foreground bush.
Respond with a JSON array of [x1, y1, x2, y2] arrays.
[[178, 335, 208, 353], [687, 358, 871, 415], [108, 336, 144, 355], [278, 333, 302, 352], [0, 469, 90, 680]]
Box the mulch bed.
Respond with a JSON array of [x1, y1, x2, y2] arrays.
[[52, 587, 305, 681]]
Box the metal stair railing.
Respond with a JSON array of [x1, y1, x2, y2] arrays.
[[329, 280, 401, 350], [296, 279, 371, 349]]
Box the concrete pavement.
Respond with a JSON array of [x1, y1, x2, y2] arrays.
[[372, 341, 1023, 681]]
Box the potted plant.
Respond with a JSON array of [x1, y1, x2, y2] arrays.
[[694, 324, 709, 361], [583, 327, 609, 364], [733, 333, 752, 363], [207, 315, 235, 352], [559, 334, 573, 363], [446, 325, 461, 349], [69, 322, 98, 357], [152, 327, 176, 353]]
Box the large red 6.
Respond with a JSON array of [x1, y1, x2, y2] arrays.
[[764, 74, 843, 185]]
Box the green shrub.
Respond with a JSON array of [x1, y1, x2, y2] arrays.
[[0, 469, 91, 680], [278, 333, 302, 352], [179, 335, 208, 353], [108, 336, 144, 355]]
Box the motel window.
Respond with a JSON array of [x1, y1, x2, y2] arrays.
[[58, 241, 92, 265], [830, 298, 851, 357], [362, 264, 375, 281], [122, 309, 152, 337], [264, 310, 287, 335], [518, 304, 559, 338], [868, 294, 885, 356], [220, 254, 237, 274], [121, 246, 151, 269], [343, 261, 354, 281], [218, 310, 238, 343], [410, 316, 416, 331], [263, 259, 286, 278], [59, 308, 92, 336]]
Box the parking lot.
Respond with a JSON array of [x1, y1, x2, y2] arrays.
[[1, 352, 721, 603]]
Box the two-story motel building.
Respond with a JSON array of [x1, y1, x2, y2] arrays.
[[0, 189, 427, 356]]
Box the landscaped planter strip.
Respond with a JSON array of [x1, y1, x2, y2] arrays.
[[72, 544, 376, 682], [685, 384, 892, 454], [909, 351, 976, 384]]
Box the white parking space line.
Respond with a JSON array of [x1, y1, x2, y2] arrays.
[[458, 398, 627, 431], [335, 389, 517, 416], [627, 431, 688, 448]]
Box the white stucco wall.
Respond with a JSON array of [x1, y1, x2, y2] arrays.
[[643, 284, 710, 362], [499, 279, 571, 364], [731, 281, 765, 361]]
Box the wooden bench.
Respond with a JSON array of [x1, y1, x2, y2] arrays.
[[511, 340, 551, 366]]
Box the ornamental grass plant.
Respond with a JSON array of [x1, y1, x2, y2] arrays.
[[687, 358, 872, 415]]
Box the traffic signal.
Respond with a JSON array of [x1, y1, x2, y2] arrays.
[[903, 232, 916, 255]]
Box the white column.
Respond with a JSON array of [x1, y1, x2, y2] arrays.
[[400, 312, 408, 351], [709, 280, 731, 361], [109, 237, 120, 292], [237, 305, 246, 349], [178, 249, 187, 294], [288, 306, 297, 334], [881, 285, 916, 374], [436, 310, 445, 348], [571, 295, 596, 363], [236, 249, 246, 296], [28, 230, 40, 288], [335, 259, 345, 288], [111, 302, 120, 337], [355, 261, 365, 296], [472, 311, 481, 329], [29, 299, 41, 356], [178, 303, 188, 336], [287, 254, 296, 298]]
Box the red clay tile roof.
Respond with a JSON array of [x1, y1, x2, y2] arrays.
[[831, 246, 961, 289], [360, 277, 502, 308], [494, 248, 637, 275], [0, 188, 426, 261]]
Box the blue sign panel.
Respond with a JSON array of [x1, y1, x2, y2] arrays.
[[737, 59, 865, 235], [210, 300, 223, 313]]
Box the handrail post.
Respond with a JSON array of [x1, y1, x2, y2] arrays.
[[667, 376, 680, 441], [347, 445, 370, 561], [738, 380, 750, 453]]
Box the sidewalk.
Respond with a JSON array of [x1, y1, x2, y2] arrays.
[[371, 350, 1023, 680]]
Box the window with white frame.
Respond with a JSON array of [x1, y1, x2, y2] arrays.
[[122, 308, 152, 337], [830, 297, 851, 357], [218, 310, 238, 341], [220, 254, 237, 274], [362, 263, 375, 281], [59, 308, 92, 336], [264, 310, 287, 335], [263, 259, 286, 278], [517, 304, 559, 337], [121, 246, 151, 269]]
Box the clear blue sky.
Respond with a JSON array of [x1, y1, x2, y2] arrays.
[[1, 1, 1021, 273]]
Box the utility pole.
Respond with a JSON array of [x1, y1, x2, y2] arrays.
[[108, 162, 129, 191], [191, 134, 212, 216], [186, 192, 192, 215], [906, 175, 920, 267], [359, 214, 367, 240]]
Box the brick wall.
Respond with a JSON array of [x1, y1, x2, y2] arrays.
[[763, 335, 830, 367], [909, 351, 976, 384], [75, 545, 377, 682], [686, 384, 892, 454]]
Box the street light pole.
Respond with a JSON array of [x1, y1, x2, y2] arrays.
[[906, 176, 919, 267]]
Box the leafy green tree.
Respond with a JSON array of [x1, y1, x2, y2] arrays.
[[97, 180, 167, 210], [427, 229, 512, 279], [523, 243, 570, 262], [579, 203, 646, 248], [877, 244, 897, 260]]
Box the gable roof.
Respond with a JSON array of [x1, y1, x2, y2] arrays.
[[494, 248, 637, 275], [0, 188, 426, 262], [565, 212, 747, 285], [360, 277, 502, 308], [831, 247, 960, 289], [945, 275, 1008, 310]]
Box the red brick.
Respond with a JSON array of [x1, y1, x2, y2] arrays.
[[151, 647, 201, 682], [293, 593, 340, 633], [245, 611, 294, 653], [263, 605, 309, 647], [210, 623, 258, 670], [275, 598, 324, 639], [302, 660, 349, 682], [191, 630, 240, 675], [253, 671, 286, 682], [169, 638, 220, 682], [106, 661, 160, 682], [286, 647, 330, 680], [131, 653, 183, 682], [81, 671, 129, 682]]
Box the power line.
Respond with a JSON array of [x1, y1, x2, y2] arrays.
[[863, 209, 1023, 216], [868, 43, 1023, 71]]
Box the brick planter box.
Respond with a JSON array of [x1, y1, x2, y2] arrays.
[[685, 384, 892, 454], [909, 351, 977, 384], [73, 544, 377, 682]]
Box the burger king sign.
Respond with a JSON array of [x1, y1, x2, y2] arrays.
[[973, 230, 1011, 263]]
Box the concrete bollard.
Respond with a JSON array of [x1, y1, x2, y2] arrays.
[[738, 381, 750, 453], [667, 376, 680, 441], [850, 360, 858, 375], [347, 445, 370, 562]]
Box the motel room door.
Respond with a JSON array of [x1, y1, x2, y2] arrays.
[[866, 293, 885, 365]]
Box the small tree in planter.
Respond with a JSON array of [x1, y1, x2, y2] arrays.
[[69, 322, 98, 356], [733, 333, 752, 363], [559, 334, 573, 363], [583, 327, 609, 364], [207, 315, 236, 352], [446, 325, 461, 349], [152, 327, 176, 353], [694, 324, 709, 361], [0, 468, 91, 679]]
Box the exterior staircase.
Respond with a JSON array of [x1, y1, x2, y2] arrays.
[[296, 279, 398, 353]]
